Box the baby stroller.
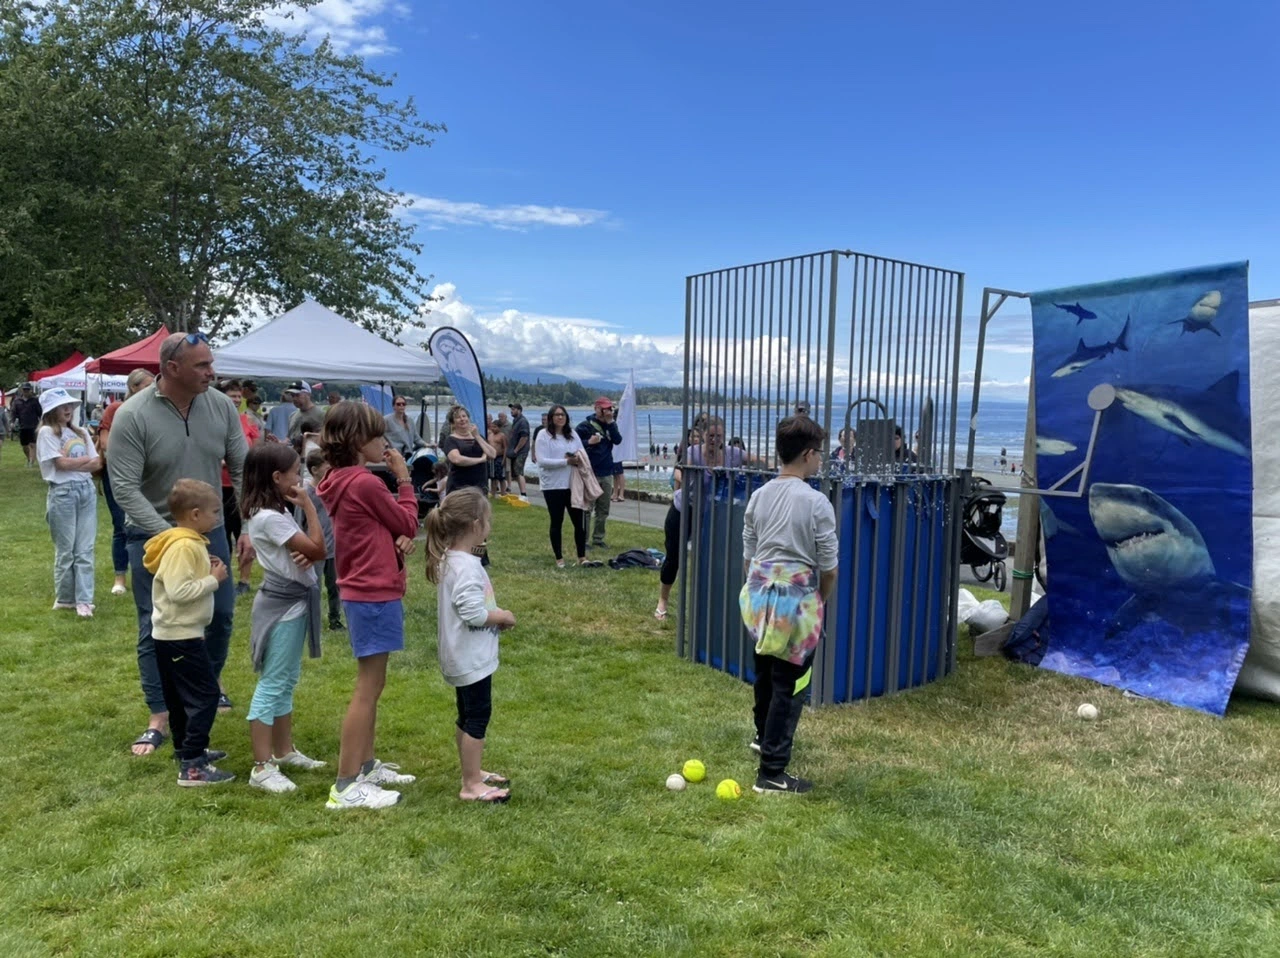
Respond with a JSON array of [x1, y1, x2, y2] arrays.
[[409, 448, 440, 519], [961, 477, 1009, 591]]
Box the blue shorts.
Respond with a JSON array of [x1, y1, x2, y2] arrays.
[[343, 599, 405, 659]]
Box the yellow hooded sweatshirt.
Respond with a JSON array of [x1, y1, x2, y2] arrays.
[[143, 528, 220, 641]]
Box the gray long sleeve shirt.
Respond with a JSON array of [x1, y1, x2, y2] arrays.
[[106, 383, 248, 536]]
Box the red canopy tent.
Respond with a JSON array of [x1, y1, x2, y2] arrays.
[[86, 327, 170, 375], [29, 351, 85, 381]]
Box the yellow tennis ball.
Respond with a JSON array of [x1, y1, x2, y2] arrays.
[[681, 759, 706, 783], [716, 779, 742, 800]]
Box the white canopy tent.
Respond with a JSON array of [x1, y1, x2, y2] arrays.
[[212, 300, 440, 383], [33, 358, 129, 400]]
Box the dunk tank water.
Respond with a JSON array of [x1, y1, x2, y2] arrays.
[[688, 475, 958, 704]]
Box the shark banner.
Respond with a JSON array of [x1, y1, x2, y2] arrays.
[[1030, 263, 1252, 715], [428, 326, 488, 435]]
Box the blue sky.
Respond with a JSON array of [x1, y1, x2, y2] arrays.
[[273, 0, 1280, 391]]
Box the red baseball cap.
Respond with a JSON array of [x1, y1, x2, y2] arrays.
[[594, 396, 614, 409]]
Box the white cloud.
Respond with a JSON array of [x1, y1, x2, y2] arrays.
[[399, 195, 610, 231], [413, 284, 682, 384], [264, 0, 398, 56]]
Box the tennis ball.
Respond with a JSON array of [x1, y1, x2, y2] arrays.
[[1076, 703, 1099, 720], [665, 773, 686, 791], [716, 779, 742, 800], [681, 759, 706, 783]]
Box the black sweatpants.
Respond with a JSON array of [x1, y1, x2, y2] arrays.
[[322, 557, 342, 625], [660, 504, 681, 586], [543, 489, 587, 561], [753, 651, 813, 778], [222, 485, 241, 551], [154, 638, 220, 761]]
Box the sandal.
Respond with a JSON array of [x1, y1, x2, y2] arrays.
[[579, 559, 603, 568], [131, 727, 167, 756], [555, 559, 566, 569], [461, 787, 510, 804], [481, 772, 510, 786], [653, 607, 668, 621]]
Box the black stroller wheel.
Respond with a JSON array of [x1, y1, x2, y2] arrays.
[[993, 562, 1007, 592], [970, 562, 994, 583]]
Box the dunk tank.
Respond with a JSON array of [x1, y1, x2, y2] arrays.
[[674, 250, 967, 704]]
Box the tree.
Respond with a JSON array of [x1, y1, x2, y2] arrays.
[[0, 0, 442, 376]]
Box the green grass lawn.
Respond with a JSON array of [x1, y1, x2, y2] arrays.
[[1, 450, 1278, 957]]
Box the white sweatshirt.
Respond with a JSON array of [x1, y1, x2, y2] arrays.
[[437, 550, 499, 687]]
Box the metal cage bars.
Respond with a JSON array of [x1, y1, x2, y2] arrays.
[[675, 250, 967, 705]]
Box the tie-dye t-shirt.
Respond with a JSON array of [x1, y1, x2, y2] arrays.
[[37, 425, 94, 484]]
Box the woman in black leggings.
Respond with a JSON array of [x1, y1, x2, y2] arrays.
[[534, 405, 599, 567]]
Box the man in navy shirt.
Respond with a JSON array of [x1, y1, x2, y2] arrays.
[[576, 397, 623, 548]]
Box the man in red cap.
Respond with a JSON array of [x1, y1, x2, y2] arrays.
[[575, 397, 623, 549]]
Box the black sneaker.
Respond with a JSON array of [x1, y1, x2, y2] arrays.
[[235, 581, 251, 598], [753, 772, 813, 795], [177, 759, 236, 787], [177, 749, 227, 763], [328, 619, 346, 631], [217, 692, 233, 713], [749, 735, 762, 754]]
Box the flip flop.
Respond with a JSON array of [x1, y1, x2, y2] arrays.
[[131, 727, 167, 755], [461, 787, 510, 804], [653, 607, 668, 621], [481, 772, 510, 786]]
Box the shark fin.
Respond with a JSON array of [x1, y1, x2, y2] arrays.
[[1115, 316, 1131, 352], [1206, 370, 1240, 401], [1206, 323, 1222, 337]]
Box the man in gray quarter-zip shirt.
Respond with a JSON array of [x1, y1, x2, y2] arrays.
[[107, 332, 250, 756]]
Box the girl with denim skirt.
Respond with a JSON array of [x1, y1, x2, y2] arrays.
[[36, 389, 100, 618], [317, 402, 421, 810], [241, 444, 329, 793]]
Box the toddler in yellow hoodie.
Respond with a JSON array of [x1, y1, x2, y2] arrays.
[[142, 479, 235, 787]]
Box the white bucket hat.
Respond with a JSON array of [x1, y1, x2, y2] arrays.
[[39, 387, 79, 415]]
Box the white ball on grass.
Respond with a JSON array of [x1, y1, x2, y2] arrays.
[[1076, 703, 1099, 720], [666, 773, 687, 791]]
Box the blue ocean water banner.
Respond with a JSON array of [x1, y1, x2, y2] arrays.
[[1030, 263, 1252, 715], [427, 326, 488, 432]]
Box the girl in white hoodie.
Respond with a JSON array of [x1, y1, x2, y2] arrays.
[[424, 488, 515, 803]]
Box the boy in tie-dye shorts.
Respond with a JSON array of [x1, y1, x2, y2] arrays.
[[740, 416, 839, 795]]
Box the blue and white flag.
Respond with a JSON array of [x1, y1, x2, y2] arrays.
[[614, 369, 638, 463], [428, 326, 487, 430], [360, 383, 394, 414]]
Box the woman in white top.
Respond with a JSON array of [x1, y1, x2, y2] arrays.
[[534, 404, 596, 568], [36, 388, 101, 617]]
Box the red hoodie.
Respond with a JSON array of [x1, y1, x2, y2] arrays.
[[316, 467, 419, 603]]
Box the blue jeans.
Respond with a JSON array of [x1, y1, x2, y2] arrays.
[[128, 525, 235, 716], [246, 615, 307, 725], [101, 468, 129, 575], [46, 481, 96, 605]]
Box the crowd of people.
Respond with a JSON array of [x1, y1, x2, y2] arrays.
[[18, 332, 858, 801], [17, 335, 638, 806]]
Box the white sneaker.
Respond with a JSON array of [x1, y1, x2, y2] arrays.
[[75, 603, 94, 618], [249, 762, 297, 794], [111, 583, 127, 596], [52, 601, 76, 611], [275, 749, 327, 770], [360, 759, 416, 785], [326, 780, 401, 810], [518, 495, 528, 503]]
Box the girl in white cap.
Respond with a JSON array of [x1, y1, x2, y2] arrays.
[[36, 388, 101, 617]]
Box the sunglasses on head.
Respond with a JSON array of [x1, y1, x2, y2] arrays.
[[184, 331, 209, 346]]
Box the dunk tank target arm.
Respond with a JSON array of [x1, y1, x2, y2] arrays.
[[967, 288, 1115, 619]]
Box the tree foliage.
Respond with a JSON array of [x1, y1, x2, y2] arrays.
[[0, 0, 441, 377]]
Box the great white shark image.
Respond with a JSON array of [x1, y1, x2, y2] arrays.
[[1088, 482, 1249, 638], [1112, 370, 1250, 459], [1167, 290, 1222, 337], [1051, 316, 1131, 378]]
